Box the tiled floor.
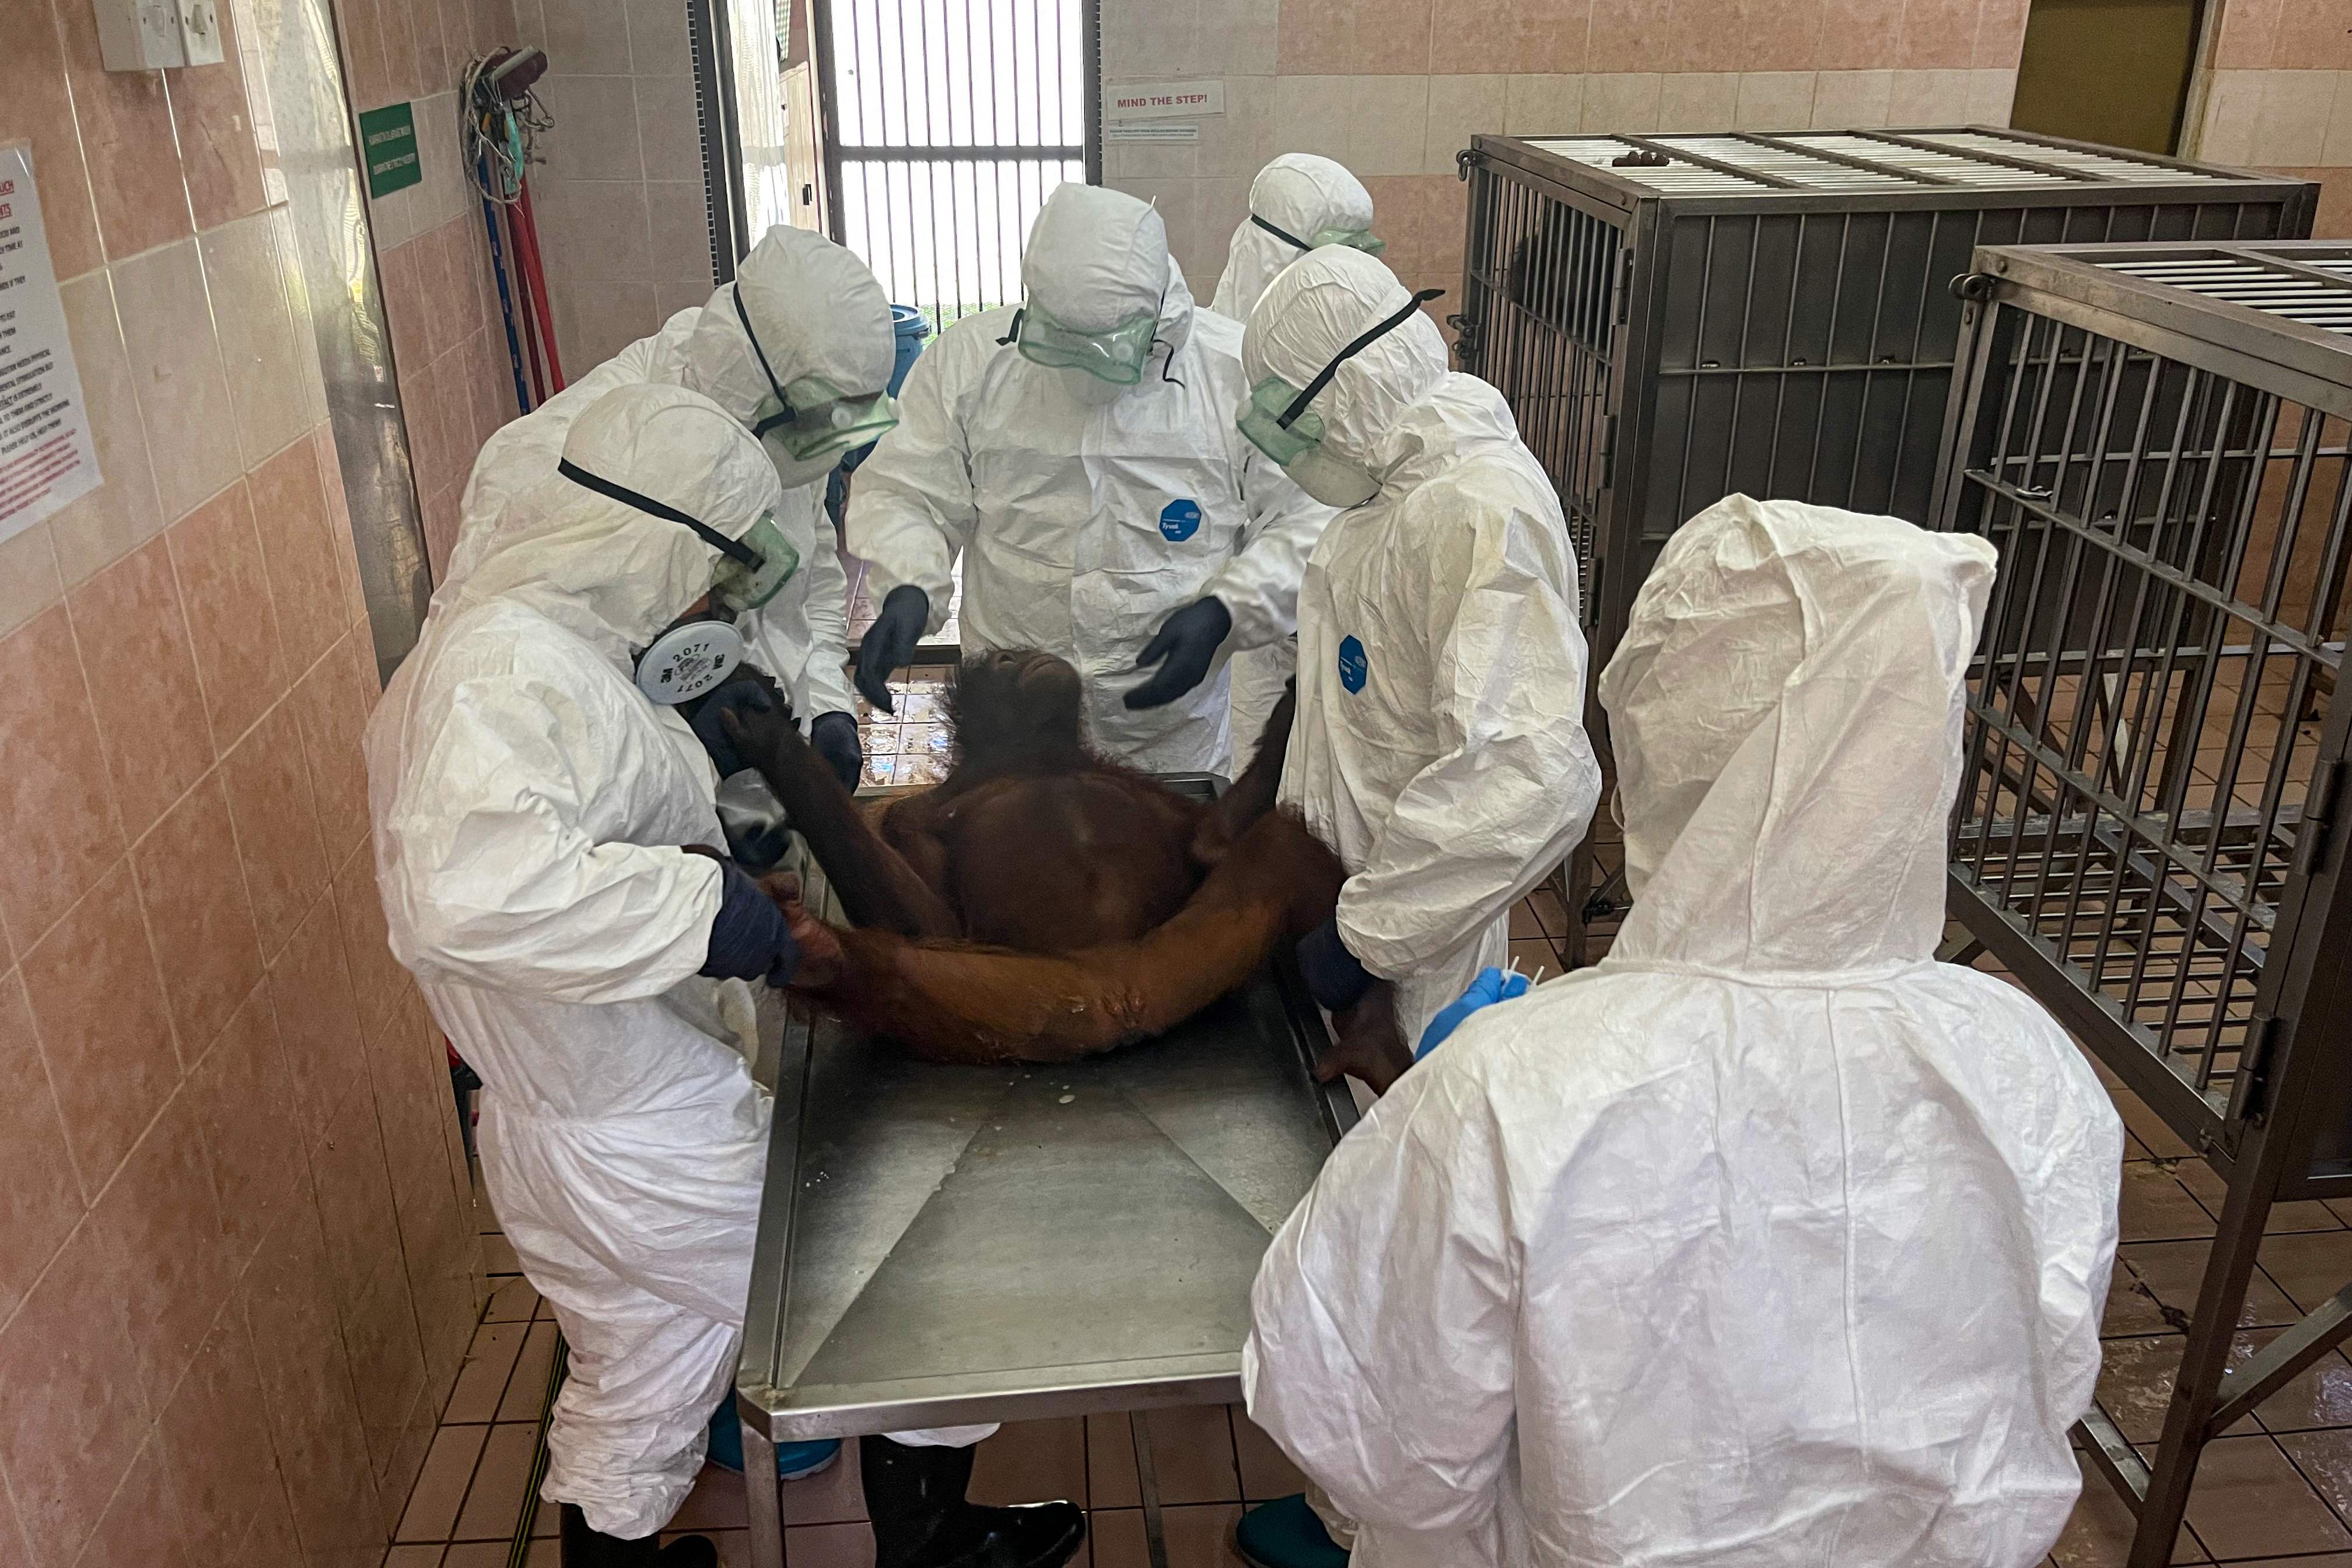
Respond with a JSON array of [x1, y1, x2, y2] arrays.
[[379, 922, 2352, 1568]]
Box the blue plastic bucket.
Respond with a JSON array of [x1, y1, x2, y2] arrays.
[[887, 303, 932, 395]]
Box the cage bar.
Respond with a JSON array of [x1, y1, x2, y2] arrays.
[[1931, 240, 2352, 1568]]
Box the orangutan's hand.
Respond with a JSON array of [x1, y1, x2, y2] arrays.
[[1317, 984, 1412, 1095], [716, 679, 810, 782], [759, 870, 846, 990]]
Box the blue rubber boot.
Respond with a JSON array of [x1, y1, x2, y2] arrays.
[[1234, 1495, 1349, 1568], [705, 1398, 841, 1480]]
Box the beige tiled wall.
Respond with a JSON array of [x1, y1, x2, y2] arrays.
[[494, 0, 720, 386], [1102, 0, 2027, 305], [0, 0, 487, 1564], [2195, 0, 2352, 237]]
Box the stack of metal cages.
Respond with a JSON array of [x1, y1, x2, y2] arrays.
[[1448, 128, 2315, 957], [1930, 240, 2352, 1568]]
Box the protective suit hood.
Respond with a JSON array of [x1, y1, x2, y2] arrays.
[[452, 382, 783, 667], [1021, 183, 1195, 363], [1600, 495, 1997, 975], [1242, 246, 1448, 479], [678, 225, 898, 424], [1210, 155, 1376, 321]]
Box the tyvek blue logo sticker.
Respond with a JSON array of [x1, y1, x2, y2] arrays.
[[1338, 635, 1368, 694], [1159, 499, 1202, 542]]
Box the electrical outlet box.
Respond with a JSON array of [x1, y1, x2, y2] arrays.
[[92, 0, 225, 70]]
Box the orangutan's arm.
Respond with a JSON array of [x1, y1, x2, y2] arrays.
[[1192, 682, 1295, 868], [722, 704, 961, 939]]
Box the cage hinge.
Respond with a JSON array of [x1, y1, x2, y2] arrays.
[[2294, 759, 2343, 878], [1615, 247, 1634, 325], [1951, 271, 1999, 303], [1601, 414, 1618, 489], [2240, 1013, 2288, 1126], [1455, 147, 1480, 181]]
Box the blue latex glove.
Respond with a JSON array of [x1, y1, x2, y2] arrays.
[[690, 676, 782, 779], [810, 711, 862, 789], [1416, 966, 1531, 1059], [1296, 916, 1374, 1013], [855, 585, 930, 712], [699, 859, 800, 986], [1125, 596, 1233, 710]]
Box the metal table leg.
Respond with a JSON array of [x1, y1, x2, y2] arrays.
[[1128, 1409, 1172, 1568], [740, 1420, 787, 1568]]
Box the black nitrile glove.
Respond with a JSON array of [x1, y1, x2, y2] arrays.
[[688, 673, 785, 779], [700, 859, 799, 986], [1296, 915, 1374, 1013], [855, 585, 930, 712], [1125, 596, 1233, 710], [810, 712, 863, 789]]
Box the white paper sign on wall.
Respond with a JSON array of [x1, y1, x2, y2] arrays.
[[1105, 81, 1225, 122], [0, 144, 100, 545]]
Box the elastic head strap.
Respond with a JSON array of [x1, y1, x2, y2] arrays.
[[556, 458, 762, 568], [1251, 214, 1310, 251], [730, 285, 796, 438], [1279, 288, 1446, 429], [996, 307, 1026, 346]]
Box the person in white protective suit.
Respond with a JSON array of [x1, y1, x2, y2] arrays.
[[368, 383, 1086, 1568], [1238, 495, 2126, 1568], [1208, 153, 1381, 761], [846, 182, 1334, 775], [1242, 246, 1600, 1066], [454, 225, 897, 797]]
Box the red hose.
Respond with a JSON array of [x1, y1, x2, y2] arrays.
[[503, 202, 549, 405], [512, 179, 567, 392]]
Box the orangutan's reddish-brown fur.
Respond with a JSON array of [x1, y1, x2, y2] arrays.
[[722, 650, 1408, 1087]]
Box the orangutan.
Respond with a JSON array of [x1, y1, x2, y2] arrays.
[[718, 650, 1411, 1090]]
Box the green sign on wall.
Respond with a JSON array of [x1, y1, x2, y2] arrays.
[[359, 102, 421, 199]]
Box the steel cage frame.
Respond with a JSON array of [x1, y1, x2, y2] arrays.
[[1929, 240, 2352, 1568]]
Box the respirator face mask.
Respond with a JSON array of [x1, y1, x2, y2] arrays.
[[557, 457, 803, 705], [1237, 288, 1443, 509], [1251, 212, 1385, 257], [733, 286, 900, 485]]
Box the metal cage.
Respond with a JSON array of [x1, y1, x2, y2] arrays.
[[1931, 240, 2352, 1568], [1452, 128, 2316, 667]]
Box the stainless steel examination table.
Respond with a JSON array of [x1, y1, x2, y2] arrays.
[[733, 781, 1358, 1568]]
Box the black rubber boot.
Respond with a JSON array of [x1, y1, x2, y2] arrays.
[[859, 1436, 1087, 1568], [559, 1504, 722, 1567]]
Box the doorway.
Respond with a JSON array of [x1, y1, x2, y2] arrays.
[[2007, 0, 2206, 156], [811, 0, 1101, 328]]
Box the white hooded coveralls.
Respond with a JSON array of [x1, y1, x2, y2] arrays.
[[1252, 248, 1600, 1046], [1242, 495, 2125, 1568], [370, 386, 982, 1541], [846, 182, 1334, 775], [1209, 153, 1375, 754], [453, 225, 893, 727]]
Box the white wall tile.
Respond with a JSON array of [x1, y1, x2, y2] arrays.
[[2252, 69, 2335, 165], [198, 214, 312, 469], [1105, 0, 1205, 78], [1350, 76, 1430, 176], [1105, 135, 1199, 180], [1735, 72, 1817, 131], [1888, 69, 1974, 127], [1198, 175, 1252, 254], [1196, 74, 1276, 178], [1581, 74, 1663, 132], [534, 181, 654, 283], [623, 0, 692, 76], [1504, 74, 1584, 136], [2200, 69, 2263, 165], [645, 181, 713, 293], [1658, 73, 1740, 132], [1199, 0, 1278, 77], [540, 0, 633, 74], [111, 239, 243, 526], [554, 280, 659, 375], [1811, 69, 1893, 128], [47, 271, 165, 586], [538, 77, 644, 184], [1424, 75, 1508, 174], [1272, 75, 1352, 161], [0, 524, 64, 642], [1968, 68, 2017, 125], [2324, 74, 2352, 165], [634, 74, 702, 183], [412, 91, 469, 230]]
